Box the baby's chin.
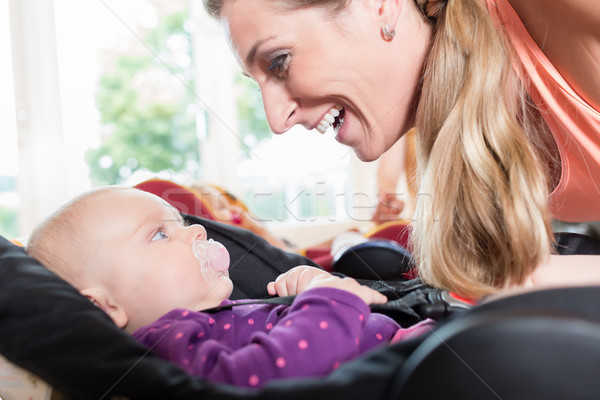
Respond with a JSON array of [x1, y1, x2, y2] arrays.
[[220, 276, 234, 297]]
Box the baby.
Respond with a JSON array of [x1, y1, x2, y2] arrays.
[[27, 187, 426, 388]]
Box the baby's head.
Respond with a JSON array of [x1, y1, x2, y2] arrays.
[[27, 187, 233, 333]]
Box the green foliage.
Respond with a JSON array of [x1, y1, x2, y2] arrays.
[[87, 7, 199, 185], [88, 2, 273, 184]]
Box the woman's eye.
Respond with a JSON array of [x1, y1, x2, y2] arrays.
[[267, 53, 290, 78], [151, 230, 168, 241]]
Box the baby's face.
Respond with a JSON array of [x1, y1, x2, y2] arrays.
[[88, 188, 233, 332]]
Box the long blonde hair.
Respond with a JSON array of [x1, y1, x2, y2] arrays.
[[412, 0, 554, 299]]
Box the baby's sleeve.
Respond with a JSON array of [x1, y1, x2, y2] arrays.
[[132, 289, 380, 388], [207, 288, 374, 387]]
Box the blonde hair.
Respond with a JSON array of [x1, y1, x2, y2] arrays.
[[412, 0, 554, 299], [27, 187, 128, 289]]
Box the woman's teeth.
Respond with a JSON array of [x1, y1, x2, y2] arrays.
[[316, 105, 344, 134]]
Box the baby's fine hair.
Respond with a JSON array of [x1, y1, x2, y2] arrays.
[[27, 186, 131, 289]]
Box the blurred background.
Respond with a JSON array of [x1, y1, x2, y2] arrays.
[[0, 0, 384, 247]]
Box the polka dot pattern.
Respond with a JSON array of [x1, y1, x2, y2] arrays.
[[134, 288, 402, 390], [248, 375, 260, 387]]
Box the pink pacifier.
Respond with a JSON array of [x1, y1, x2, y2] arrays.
[[192, 239, 230, 281]]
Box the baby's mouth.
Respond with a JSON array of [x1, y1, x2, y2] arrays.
[[192, 239, 230, 281], [316, 105, 345, 134]]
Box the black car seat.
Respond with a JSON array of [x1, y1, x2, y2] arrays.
[[391, 286, 600, 400]]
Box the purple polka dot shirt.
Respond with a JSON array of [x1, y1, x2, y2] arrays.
[[132, 287, 400, 388]]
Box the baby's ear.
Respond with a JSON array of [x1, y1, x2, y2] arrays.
[[80, 287, 129, 329]]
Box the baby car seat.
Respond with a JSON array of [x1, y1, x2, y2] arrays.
[[391, 285, 600, 400], [332, 239, 413, 281]]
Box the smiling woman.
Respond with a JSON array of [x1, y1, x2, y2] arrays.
[[202, 0, 600, 300], [220, 0, 427, 161]]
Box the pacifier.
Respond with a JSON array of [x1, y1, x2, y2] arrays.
[[192, 239, 230, 281]]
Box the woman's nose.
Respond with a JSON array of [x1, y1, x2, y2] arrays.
[[261, 83, 298, 134], [186, 224, 207, 242]]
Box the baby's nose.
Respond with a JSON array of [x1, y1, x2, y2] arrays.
[[188, 224, 207, 241]]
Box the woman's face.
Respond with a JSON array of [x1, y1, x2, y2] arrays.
[[222, 0, 431, 161]]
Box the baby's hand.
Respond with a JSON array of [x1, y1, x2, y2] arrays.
[[267, 265, 387, 305]]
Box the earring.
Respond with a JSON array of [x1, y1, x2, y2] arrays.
[[381, 23, 396, 41]]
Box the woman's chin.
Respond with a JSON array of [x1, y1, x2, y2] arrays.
[[352, 147, 378, 162], [345, 139, 385, 162], [334, 117, 386, 161]]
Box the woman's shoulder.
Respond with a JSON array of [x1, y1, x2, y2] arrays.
[[529, 254, 600, 289], [507, 0, 600, 30], [506, 0, 600, 110], [483, 254, 600, 303]]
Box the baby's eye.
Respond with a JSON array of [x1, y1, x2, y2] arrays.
[[267, 52, 290, 78], [151, 230, 168, 241]]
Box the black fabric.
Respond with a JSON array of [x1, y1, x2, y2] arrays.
[[186, 213, 319, 299], [203, 290, 436, 328], [554, 231, 600, 255], [0, 236, 229, 399], [0, 233, 429, 400], [0, 215, 319, 400], [391, 286, 600, 399], [358, 278, 472, 327], [1, 226, 599, 399], [332, 239, 413, 281]]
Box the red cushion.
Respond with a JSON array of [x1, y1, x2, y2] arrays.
[[134, 179, 215, 220]]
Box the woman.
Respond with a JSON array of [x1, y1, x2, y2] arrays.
[[201, 0, 600, 299]]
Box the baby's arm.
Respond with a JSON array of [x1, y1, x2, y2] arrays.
[[267, 265, 387, 305], [134, 288, 394, 388]]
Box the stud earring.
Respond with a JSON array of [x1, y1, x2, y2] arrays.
[[381, 23, 396, 41]]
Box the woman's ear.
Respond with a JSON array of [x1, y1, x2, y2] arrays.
[[375, 0, 402, 27], [80, 287, 129, 329]]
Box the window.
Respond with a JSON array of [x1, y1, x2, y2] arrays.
[[0, 2, 19, 239], [3, 0, 376, 241]]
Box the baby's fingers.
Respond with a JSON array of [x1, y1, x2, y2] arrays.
[[268, 269, 298, 297], [363, 288, 388, 305], [270, 276, 290, 297]]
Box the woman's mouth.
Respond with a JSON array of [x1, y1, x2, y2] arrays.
[[316, 105, 345, 134]]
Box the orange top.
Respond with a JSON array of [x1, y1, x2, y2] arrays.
[[487, 0, 600, 222]]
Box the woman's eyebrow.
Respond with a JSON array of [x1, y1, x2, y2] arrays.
[[245, 36, 276, 66]]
